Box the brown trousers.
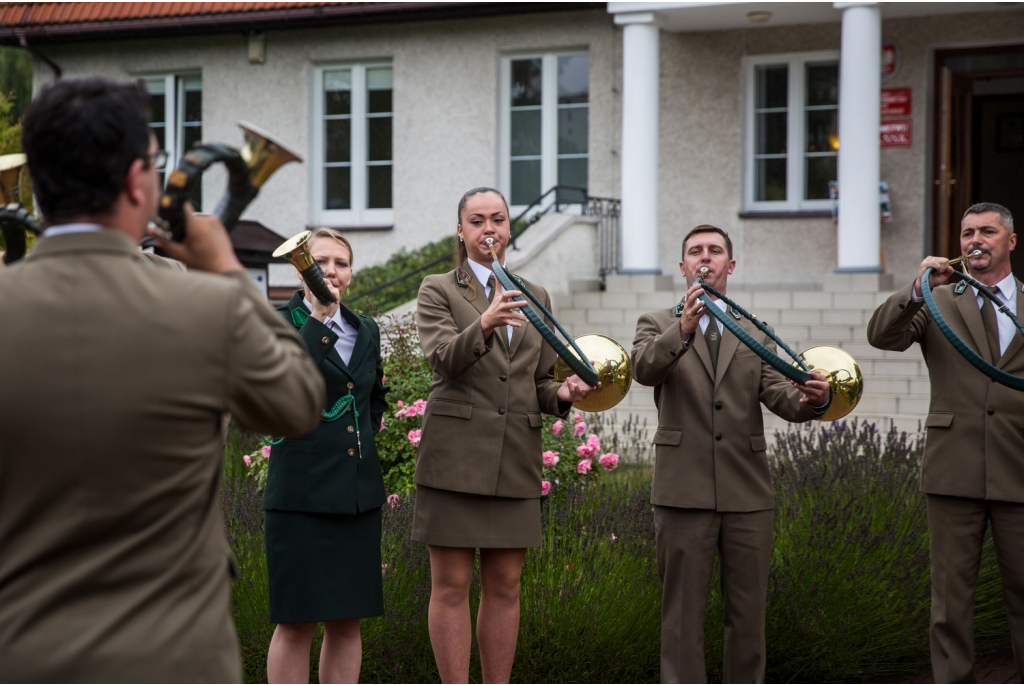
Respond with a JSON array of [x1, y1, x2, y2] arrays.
[[928, 494, 1024, 684], [654, 506, 774, 684]]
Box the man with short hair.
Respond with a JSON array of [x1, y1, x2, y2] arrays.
[[868, 202, 1024, 683], [631, 225, 831, 683], [0, 77, 325, 681]]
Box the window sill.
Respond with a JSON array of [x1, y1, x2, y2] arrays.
[[737, 210, 833, 219], [306, 224, 393, 231]]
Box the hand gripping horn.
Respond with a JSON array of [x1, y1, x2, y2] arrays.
[[485, 238, 633, 412], [692, 268, 863, 421], [921, 251, 1024, 391], [0, 153, 42, 265], [155, 122, 301, 241]]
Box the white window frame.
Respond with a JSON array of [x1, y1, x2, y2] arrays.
[[309, 62, 394, 227], [140, 73, 202, 205], [498, 50, 589, 214], [741, 50, 840, 213]]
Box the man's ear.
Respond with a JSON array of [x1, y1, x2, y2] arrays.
[[1009, 231, 1017, 252], [122, 158, 147, 207], [727, 258, 737, 275]]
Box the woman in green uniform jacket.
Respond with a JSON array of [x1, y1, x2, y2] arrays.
[[262, 228, 389, 684]]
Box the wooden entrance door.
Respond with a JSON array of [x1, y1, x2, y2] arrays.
[[935, 67, 974, 259]]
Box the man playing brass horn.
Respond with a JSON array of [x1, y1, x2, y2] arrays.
[[868, 202, 1024, 683], [631, 225, 830, 683]]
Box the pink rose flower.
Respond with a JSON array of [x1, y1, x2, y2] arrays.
[[243, 455, 252, 467], [261, 445, 272, 458], [542, 450, 560, 468], [587, 433, 601, 451], [611, 533, 618, 542], [577, 443, 596, 458], [407, 429, 422, 446], [573, 414, 583, 423], [573, 421, 587, 437], [380, 417, 386, 431], [598, 452, 620, 471], [551, 419, 563, 435], [413, 399, 427, 415], [541, 480, 551, 496], [387, 493, 400, 508], [396, 400, 404, 408], [577, 458, 592, 474]]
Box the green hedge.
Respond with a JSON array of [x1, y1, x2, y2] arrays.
[[345, 236, 455, 315]]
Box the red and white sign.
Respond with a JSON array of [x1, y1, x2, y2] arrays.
[[881, 38, 902, 82], [881, 87, 912, 117], [880, 119, 912, 148]]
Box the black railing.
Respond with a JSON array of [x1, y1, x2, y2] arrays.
[[585, 196, 621, 289], [510, 185, 588, 248]]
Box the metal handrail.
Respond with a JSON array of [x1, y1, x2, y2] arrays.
[[510, 184, 588, 248], [345, 252, 453, 305]]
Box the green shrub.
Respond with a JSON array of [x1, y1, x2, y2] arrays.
[[346, 236, 455, 315]]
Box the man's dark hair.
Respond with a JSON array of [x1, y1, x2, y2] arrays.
[[963, 202, 1014, 233], [22, 78, 152, 223], [682, 224, 733, 259]]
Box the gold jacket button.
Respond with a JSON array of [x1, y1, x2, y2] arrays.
[[347, 425, 355, 433], [347, 448, 355, 456], [347, 382, 354, 390], [322, 336, 330, 344]]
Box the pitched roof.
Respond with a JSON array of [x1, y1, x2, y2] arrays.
[[0, 2, 600, 44]]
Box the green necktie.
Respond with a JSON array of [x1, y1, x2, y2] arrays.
[[704, 318, 721, 373], [980, 286, 1001, 363], [486, 274, 495, 303]]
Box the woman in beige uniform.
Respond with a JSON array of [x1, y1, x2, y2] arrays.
[[413, 187, 595, 683]]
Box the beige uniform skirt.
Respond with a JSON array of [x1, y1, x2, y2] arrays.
[[411, 485, 542, 548]]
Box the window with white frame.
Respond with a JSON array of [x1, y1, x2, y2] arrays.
[[142, 75, 202, 209], [311, 63, 393, 226], [500, 52, 589, 208], [742, 52, 839, 212]]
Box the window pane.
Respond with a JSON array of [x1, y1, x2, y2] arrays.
[[806, 63, 839, 106], [805, 156, 836, 200], [368, 116, 392, 161], [558, 157, 587, 191], [183, 78, 201, 122], [511, 109, 541, 156], [326, 119, 351, 163], [151, 121, 166, 149], [182, 125, 202, 155], [511, 59, 542, 107], [755, 112, 787, 155], [368, 164, 392, 209], [755, 158, 786, 202], [558, 107, 588, 155], [368, 67, 392, 113], [325, 166, 351, 210], [558, 55, 589, 104], [806, 109, 838, 153], [324, 69, 352, 116], [148, 95, 166, 125], [755, 65, 787, 109], [510, 159, 541, 205], [367, 67, 392, 90], [368, 89, 392, 114]]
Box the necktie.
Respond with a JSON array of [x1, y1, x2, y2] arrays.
[[486, 274, 496, 303], [980, 286, 1001, 362], [704, 318, 720, 373]]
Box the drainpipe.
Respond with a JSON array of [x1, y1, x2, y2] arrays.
[[18, 34, 62, 81]]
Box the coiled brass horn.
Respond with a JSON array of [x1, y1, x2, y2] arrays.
[[694, 268, 863, 421], [484, 238, 632, 412], [272, 230, 337, 306], [155, 121, 301, 241], [0, 153, 42, 265]]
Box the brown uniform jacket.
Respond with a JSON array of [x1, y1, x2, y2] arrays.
[[0, 230, 324, 682], [632, 307, 821, 512], [867, 280, 1024, 502], [414, 267, 568, 498]]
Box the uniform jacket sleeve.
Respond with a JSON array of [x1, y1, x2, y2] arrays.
[[867, 281, 929, 352], [631, 310, 691, 386], [417, 274, 495, 379]]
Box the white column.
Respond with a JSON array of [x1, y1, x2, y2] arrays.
[[616, 12, 660, 273], [835, 2, 881, 272]]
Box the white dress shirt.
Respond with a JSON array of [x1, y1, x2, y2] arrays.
[[467, 257, 513, 345], [913, 272, 1019, 355], [304, 297, 359, 366], [42, 223, 103, 237]]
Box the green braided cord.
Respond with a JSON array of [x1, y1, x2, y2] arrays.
[[322, 392, 358, 422], [260, 435, 284, 446], [696, 279, 813, 385], [490, 257, 600, 387], [921, 266, 1024, 391]]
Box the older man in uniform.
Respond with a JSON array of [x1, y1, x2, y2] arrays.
[[868, 202, 1024, 683], [631, 224, 831, 683], [0, 78, 325, 681]]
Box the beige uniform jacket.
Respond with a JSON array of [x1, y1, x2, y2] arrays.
[[867, 280, 1024, 502], [632, 307, 820, 512], [0, 230, 324, 682], [414, 268, 568, 498]]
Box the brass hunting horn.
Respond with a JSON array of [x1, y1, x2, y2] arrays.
[[484, 237, 632, 412], [272, 231, 337, 306], [155, 121, 302, 241], [693, 267, 863, 421], [0, 153, 42, 265]]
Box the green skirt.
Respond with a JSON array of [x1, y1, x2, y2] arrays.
[[265, 507, 384, 624]]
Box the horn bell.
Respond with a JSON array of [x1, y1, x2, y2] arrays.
[[0, 153, 28, 204], [553, 334, 633, 412], [272, 230, 316, 270], [239, 121, 303, 188], [795, 345, 864, 422]]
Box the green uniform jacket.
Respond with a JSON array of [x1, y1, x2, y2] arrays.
[[263, 291, 389, 514]]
